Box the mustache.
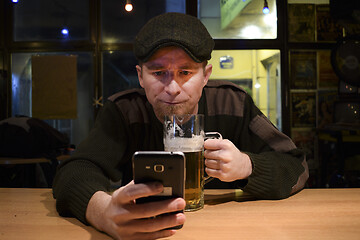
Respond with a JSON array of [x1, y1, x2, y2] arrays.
[[155, 104, 187, 121]]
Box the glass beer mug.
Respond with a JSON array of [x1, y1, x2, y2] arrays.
[[163, 114, 222, 211]]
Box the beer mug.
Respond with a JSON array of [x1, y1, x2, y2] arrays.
[[163, 114, 222, 211]]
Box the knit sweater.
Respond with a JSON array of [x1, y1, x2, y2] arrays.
[[53, 80, 309, 224]]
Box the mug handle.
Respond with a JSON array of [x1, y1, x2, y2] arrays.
[[205, 132, 222, 140], [204, 132, 223, 184]]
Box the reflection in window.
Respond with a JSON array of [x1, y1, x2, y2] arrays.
[[199, 0, 277, 39], [102, 51, 140, 99], [11, 52, 94, 145], [13, 0, 89, 41], [209, 49, 282, 129], [101, 0, 185, 43]]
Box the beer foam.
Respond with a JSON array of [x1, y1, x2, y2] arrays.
[[164, 135, 204, 152]]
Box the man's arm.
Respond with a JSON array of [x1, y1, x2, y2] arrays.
[[53, 102, 127, 223], [244, 149, 308, 199], [53, 101, 187, 239], [244, 111, 309, 199], [203, 85, 308, 199], [85, 182, 186, 240], [204, 137, 308, 200]]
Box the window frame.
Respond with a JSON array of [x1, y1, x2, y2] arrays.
[[0, 0, 340, 136]]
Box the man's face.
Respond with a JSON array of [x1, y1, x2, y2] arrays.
[[136, 46, 212, 121]]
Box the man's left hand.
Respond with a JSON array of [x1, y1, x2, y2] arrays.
[[204, 139, 252, 182]]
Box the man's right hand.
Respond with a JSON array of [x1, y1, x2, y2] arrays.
[[85, 181, 186, 240]]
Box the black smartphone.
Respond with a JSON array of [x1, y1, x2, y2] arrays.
[[132, 151, 185, 229]]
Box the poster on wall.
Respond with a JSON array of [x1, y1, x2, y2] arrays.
[[290, 51, 317, 89], [288, 4, 315, 42], [317, 90, 338, 128], [291, 92, 316, 128], [32, 55, 77, 119], [316, 5, 343, 42], [318, 50, 339, 88]]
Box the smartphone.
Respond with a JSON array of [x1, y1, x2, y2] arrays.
[[132, 151, 185, 229]]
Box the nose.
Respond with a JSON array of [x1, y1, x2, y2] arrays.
[[164, 75, 181, 96]]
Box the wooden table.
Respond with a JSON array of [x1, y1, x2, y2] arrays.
[[0, 188, 359, 240]]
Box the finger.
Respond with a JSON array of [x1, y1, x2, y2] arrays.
[[204, 138, 222, 150], [205, 167, 222, 179], [130, 229, 177, 240], [129, 197, 186, 219], [128, 212, 186, 233], [112, 227, 177, 240], [205, 159, 220, 170], [204, 149, 221, 161], [113, 181, 164, 205]]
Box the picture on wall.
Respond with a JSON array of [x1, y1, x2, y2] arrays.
[[288, 4, 315, 42], [317, 90, 338, 128], [291, 92, 316, 127], [31, 55, 78, 119], [290, 51, 317, 89], [316, 5, 343, 42]]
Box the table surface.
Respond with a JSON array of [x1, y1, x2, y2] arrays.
[[0, 188, 359, 240]]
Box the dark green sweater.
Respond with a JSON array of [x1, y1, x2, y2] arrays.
[[53, 80, 308, 224]]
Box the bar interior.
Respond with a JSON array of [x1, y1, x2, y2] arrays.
[[0, 0, 359, 239]]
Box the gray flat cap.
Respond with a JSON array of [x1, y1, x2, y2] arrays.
[[134, 12, 214, 63]]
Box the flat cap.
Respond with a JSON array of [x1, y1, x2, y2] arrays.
[[134, 12, 214, 63]]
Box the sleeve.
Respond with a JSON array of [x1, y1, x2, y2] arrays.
[[52, 101, 128, 224], [241, 96, 309, 200]]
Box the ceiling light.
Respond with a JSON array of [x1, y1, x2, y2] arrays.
[[263, 0, 270, 14], [125, 0, 133, 12]]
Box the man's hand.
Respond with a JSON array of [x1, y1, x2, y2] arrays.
[[86, 181, 186, 240], [204, 138, 252, 182]]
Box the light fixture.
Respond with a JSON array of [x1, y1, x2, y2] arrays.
[[61, 27, 69, 36], [11, 0, 19, 3], [263, 0, 270, 14], [125, 0, 133, 12]]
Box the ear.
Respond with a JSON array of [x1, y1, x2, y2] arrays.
[[203, 64, 212, 87], [136, 65, 144, 88]]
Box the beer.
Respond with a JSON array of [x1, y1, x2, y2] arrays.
[[164, 114, 206, 211], [183, 150, 204, 211], [164, 114, 222, 211], [164, 135, 205, 211]]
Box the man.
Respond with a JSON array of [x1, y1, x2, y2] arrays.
[[53, 12, 308, 240]]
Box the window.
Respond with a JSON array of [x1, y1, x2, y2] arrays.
[[13, 0, 90, 41], [199, 0, 277, 39], [7, 0, 187, 145], [11, 52, 94, 145], [101, 0, 186, 43], [209, 49, 282, 129], [4, 0, 287, 145], [102, 51, 140, 100]]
